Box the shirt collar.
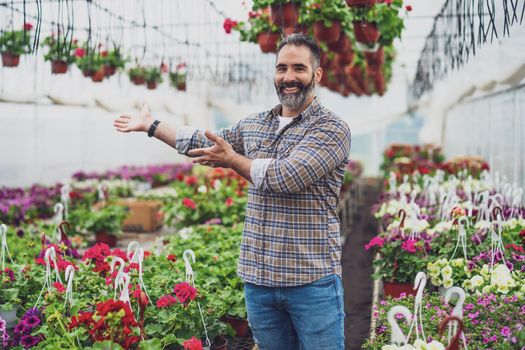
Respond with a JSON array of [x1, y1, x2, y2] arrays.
[[267, 96, 321, 122]]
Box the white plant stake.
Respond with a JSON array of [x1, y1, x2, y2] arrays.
[[407, 272, 427, 342], [445, 287, 468, 349], [110, 257, 126, 299], [127, 241, 152, 305], [0, 224, 14, 270], [116, 273, 131, 307], [53, 203, 65, 242], [35, 246, 63, 307], [389, 172, 398, 197], [451, 217, 469, 261], [64, 265, 75, 308], [489, 221, 506, 270], [387, 305, 412, 346], [60, 183, 70, 220], [183, 249, 211, 349]]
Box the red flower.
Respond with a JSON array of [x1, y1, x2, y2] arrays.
[[505, 244, 524, 253], [156, 294, 177, 309], [185, 176, 198, 186], [23, 23, 33, 31], [223, 18, 238, 34], [182, 198, 197, 210], [405, 5, 412, 11], [174, 282, 198, 305], [53, 282, 66, 293], [101, 50, 108, 57], [167, 254, 177, 262], [365, 236, 385, 251], [176, 173, 185, 181], [184, 336, 203, 350], [225, 197, 234, 207], [74, 47, 86, 58], [401, 239, 417, 253], [248, 11, 260, 18]]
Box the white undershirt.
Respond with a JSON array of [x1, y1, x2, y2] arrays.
[[277, 115, 297, 132]]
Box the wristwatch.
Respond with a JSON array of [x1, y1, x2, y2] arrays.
[[147, 120, 161, 137]]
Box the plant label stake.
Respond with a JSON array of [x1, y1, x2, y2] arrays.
[[53, 203, 64, 242], [110, 257, 126, 299], [444, 287, 468, 349], [407, 272, 427, 342], [451, 217, 469, 261], [397, 209, 407, 238], [127, 241, 152, 306], [0, 223, 14, 270], [183, 249, 211, 349], [35, 246, 63, 307], [489, 221, 506, 270], [387, 305, 412, 346], [438, 316, 464, 350], [64, 265, 75, 309], [60, 183, 70, 220]]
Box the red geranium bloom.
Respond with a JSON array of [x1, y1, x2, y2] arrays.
[[167, 254, 177, 262], [248, 11, 260, 18], [23, 23, 33, 31], [156, 294, 177, 309], [223, 18, 238, 34], [53, 282, 66, 293], [185, 176, 198, 186], [184, 336, 203, 350], [182, 198, 197, 210], [405, 5, 412, 11], [174, 282, 198, 305], [74, 47, 86, 58], [101, 50, 108, 57], [225, 197, 234, 207]]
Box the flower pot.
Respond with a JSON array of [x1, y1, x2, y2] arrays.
[[222, 315, 250, 337], [1, 52, 20, 67], [313, 20, 341, 43], [91, 67, 105, 82], [176, 82, 186, 91], [353, 21, 380, 44], [0, 307, 18, 329], [346, 0, 376, 7], [104, 64, 117, 77], [147, 80, 158, 90], [383, 281, 416, 298], [335, 50, 354, 66], [83, 69, 95, 77], [95, 232, 117, 247], [211, 335, 228, 350], [365, 46, 384, 68], [132, 76, 145, 85], [374, 70, 385, 95], [51, 60, 68, 74], [271, 2, 300, 28], [257, 32, 281, 53], [327, 33, 351, 53]]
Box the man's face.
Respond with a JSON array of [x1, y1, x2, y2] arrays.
[[274, 45, 322, 111]]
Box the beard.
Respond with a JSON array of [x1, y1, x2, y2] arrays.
[[275, 73, 315, 111]]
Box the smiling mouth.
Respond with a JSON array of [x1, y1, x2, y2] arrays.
[[282, 86, 300, 94]]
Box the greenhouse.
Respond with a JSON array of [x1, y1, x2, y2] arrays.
[[0, 0, 524, 349]]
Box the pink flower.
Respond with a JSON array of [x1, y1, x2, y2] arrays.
[[225, 197, 234, 207], [365, 236, 384, 251], [184, 336, 203, 350], [182, 198, 197, 210], [401, 239, 417, 253], [501, 326, 511, 337], [74, 48, 86, 58], [23, 23, 33, 31], [223, 18, 238, 34], [156, 294, 176, 309]]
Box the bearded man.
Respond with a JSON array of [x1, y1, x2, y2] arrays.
[[114, 33, 351, 350]]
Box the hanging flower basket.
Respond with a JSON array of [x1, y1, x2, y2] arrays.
[[335, 50, 354, 66], [51, 60, 68, 74], [353, 21, 380, 44], [313, 20, 341, 43], [104, 64, 117, 77], [147, 80, 158, 90], [91, 67, 105, 82], [346, 0, 376, 7], [257, 32, 281, 53], [383, 281, 416, 298], [271, 2, 300, 27], [327, 33, 351, 53], [1, 52, 20, 67], [364, 46, 384, 69], [374, 70, 385, 95]]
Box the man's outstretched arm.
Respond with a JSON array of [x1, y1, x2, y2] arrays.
[[113, 104, 178, 148]]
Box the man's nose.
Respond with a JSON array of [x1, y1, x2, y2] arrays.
[[283, 70, 297, 82]]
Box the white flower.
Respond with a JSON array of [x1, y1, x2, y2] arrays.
[[426, 341, 445, 350], [197, 185, 208, 193], [463, 279, 473, 290], [431, 277, 442, 287], [432, 221, 453, 234], [443, 278, 453, 288], [212, 179, 222, 191], [474, 220, 491, 230], [399, 345, 416, 350], [413, 339, 427, 350], [178, 227, 194, 240], [470, 275, 484, 287], [441, 266, 453, 279], [480, 264, 490, 278], [451, 259, 464, 268]]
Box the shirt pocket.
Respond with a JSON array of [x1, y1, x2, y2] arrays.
[[245, 140, 261, 159]]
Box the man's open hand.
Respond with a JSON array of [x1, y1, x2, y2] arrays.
[[113, 104, 154, 133], [188, 130, 237, 168]]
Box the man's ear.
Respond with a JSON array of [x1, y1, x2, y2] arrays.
[[315, 66, 323, 84]]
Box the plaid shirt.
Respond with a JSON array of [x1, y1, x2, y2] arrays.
[[176, 97, 351, 287]]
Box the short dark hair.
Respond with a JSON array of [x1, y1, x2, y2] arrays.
[[276, 33, 321, 69]]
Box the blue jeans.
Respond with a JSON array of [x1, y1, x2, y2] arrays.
[[244, 274, 345, 350]]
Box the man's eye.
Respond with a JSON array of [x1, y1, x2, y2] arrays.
[[277, 67, 286, 73]]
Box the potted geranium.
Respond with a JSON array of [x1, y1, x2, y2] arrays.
[[128, 65, 146, 85], [352, 0, 404, 46], [144, 66, 162, 90], [169, 63, 187, 91], [225, 12, 281, 53], [252, 0, 301, 28], [0, 23, 33, 67], [41, 34, 77, 74], [301, 0, 352, 44], [74, 45, 105, 82], [101, 44, 127, 77]]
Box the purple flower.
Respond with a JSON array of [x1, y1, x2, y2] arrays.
[[22, 316, 40, 329], [14, 322, 26, 334], [501, 326, 511, 337], [468, 311, 480, 319], [23, 308, 41, 319], [20, 335, 41, 348], [464, 303, 474, 311]]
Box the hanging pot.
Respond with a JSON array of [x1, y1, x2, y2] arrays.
[[83, 69, 94, 77], [131, 76, 145, 85], [271, 2, 300, 28], [365, 46, 384, 68], [147, 80, 158, 90], [346, 0, 376, 7], [313, 20, 341, 43], [257, 32, 281, 53], [51, 60, 68, 74], [222, 315, 250, 337], [211, 335, 228, 350], [335, 50, 354, 66], [353, 21, 380, 44], [91, 67, 105, 82], [1, 52, 20, 67], [104, 64, 117, 77], [327, 33, 351, 53], [95, 232, 117, 247]]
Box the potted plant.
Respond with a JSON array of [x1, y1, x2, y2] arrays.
[[252, 0, 301, 28], [42, 34, 77, 74], [225, 12, 281, 53], [101, 44, 127, 77], [302, 0, 352, 43], [81, 203, 127, 247], [0, 23, 33, 67], [352, 0, 404, 45], [128, 65, 146, 85], [144, 66, 162, 90], [169, 63, 187, 91], [74, 45, 105, 81]]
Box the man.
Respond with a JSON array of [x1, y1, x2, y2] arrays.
[[114, 33, 351, 350]]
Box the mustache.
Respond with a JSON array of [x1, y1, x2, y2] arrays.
[[278, 80, 306, 91]]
